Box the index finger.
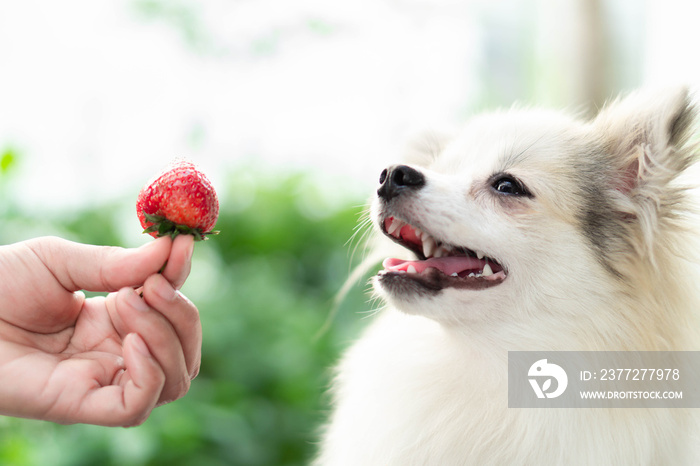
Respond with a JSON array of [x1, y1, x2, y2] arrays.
[[160, 235, 194, 290]]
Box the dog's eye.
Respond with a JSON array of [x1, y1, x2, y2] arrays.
[[491, 174, 530, 197]]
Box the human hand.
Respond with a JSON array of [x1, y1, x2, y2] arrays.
[[0, 235, 201, 427]]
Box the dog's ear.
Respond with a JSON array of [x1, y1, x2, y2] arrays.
[[593, 86, 696, 194], [400, 130, 453, 167], [592, 87, 698, 265]]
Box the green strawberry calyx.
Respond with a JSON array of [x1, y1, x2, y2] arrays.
[[142, 212, 220, 241]]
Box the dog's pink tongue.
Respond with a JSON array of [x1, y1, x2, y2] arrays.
[[383, 256, 483, 276]]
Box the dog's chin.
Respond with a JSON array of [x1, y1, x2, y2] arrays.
[[374, 270, 506, 320]]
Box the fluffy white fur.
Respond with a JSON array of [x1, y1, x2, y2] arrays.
[[315, 88, 700, 465]]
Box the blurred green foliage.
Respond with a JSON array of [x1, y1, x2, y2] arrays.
[[0, 148, 17, 174], [131, 0, 337, 58], [0, 168, 374, 466], [132, 0, 211, 52]]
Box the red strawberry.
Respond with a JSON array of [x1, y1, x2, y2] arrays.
[[137, 160, 219, 241]]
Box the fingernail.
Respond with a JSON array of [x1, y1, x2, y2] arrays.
[[112, 368, 126, 385], [154, 276, 177, 302], [186, 237, 194, 262], [176, 290, 193, 306], [130, 333, 151, 357], [125, 287, 150, 312], [177, 235, 194, 264], [137, 238, 158, 250], [138, 236, 170, 251]]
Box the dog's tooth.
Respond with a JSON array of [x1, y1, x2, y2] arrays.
[[387, 218, 404, 236], [434, 246, 448, 258], [476, 250, 485, 260], [406, 265, 417, 274], [422, 237, 436, 258], [451, 272, 459, 277], [482, 263, 494, 277], [485, 270, 506, 281]]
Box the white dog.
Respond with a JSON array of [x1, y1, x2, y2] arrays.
[[315, 88, 700, 465]]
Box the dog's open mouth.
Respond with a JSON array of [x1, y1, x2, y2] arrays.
[[378, 216, 507, 291]]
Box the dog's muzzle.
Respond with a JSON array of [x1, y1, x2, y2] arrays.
[[374, 164, 507, 294]]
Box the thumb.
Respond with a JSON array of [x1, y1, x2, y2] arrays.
[[27, 236, 173, 292]]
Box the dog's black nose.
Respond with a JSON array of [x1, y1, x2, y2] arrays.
[[377, 164, 425, 201]]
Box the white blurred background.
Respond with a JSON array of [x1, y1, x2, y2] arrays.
[[1, 0, 699, 212]]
